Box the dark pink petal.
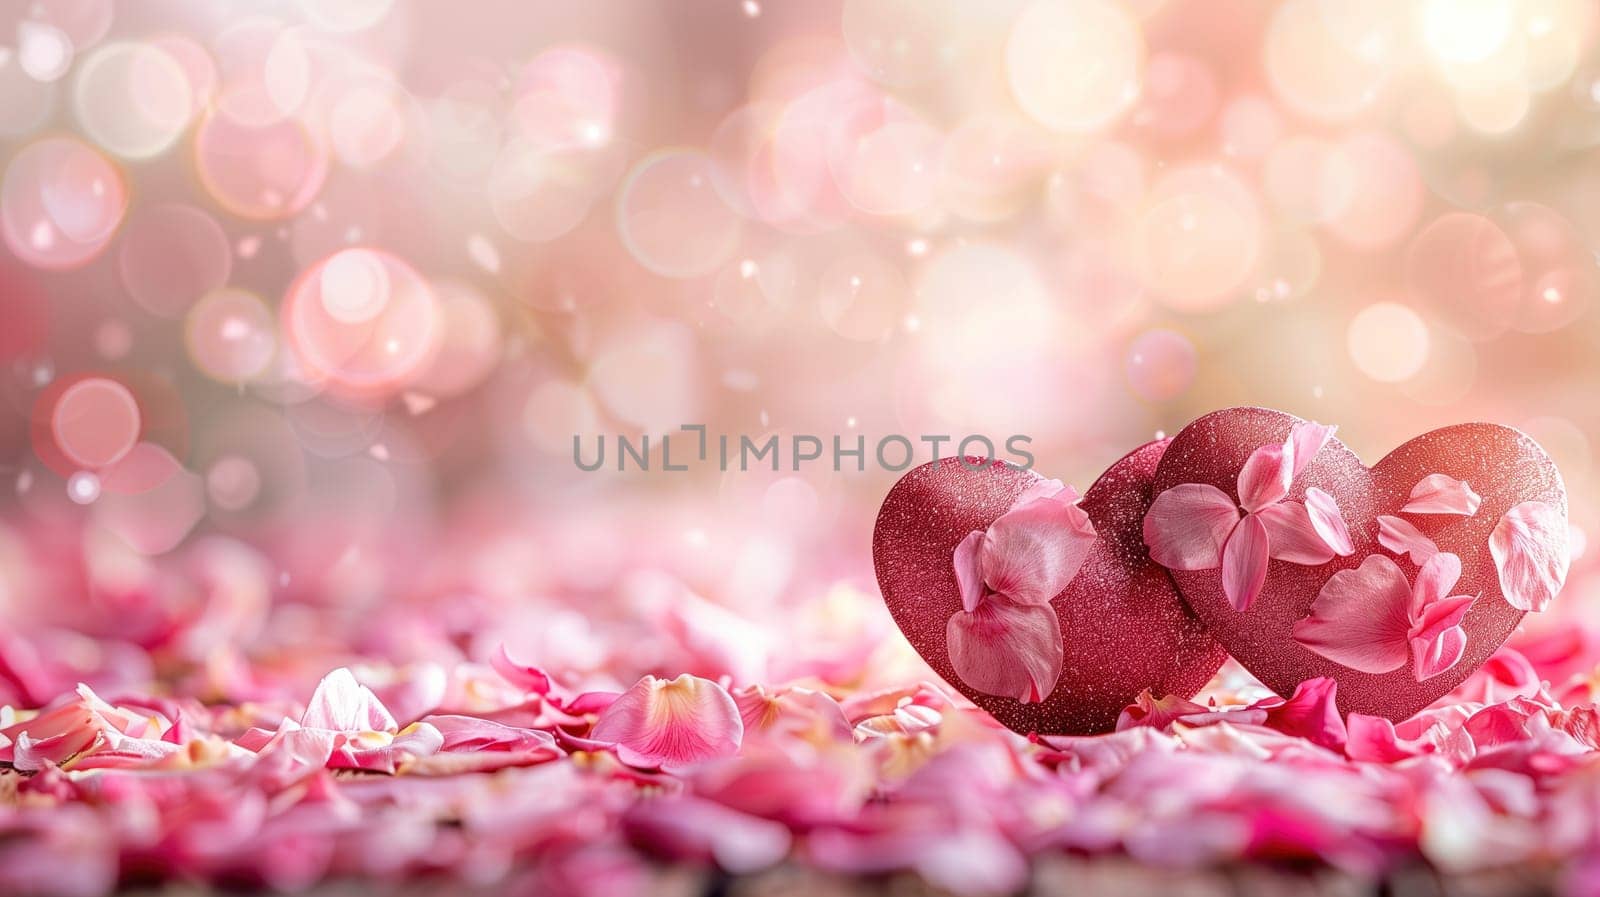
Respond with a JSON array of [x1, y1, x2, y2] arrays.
[[1401, 473, 1483, 516], [1489, 500, 1569, 612], [1256, 501, 1335, 566], [945, 597, 1063, 703], [1221, 513, 1270, 611], [1377, 515, 1438, 564], [491, 644, 552, 695], [979, 489, 1097, 605], [1260, 677, 1346, 751], [1303, 487, 1354, 556], [300, 668, 398, 733], [1143, 483, 1240, 570], [1292, 555, 1413, 673], [1287, 421, 1336, 480], [589, 674, 743, 768], [1345, 713, 1439, 762], [952, 530, 985, 612], [1236, 442, 1293, 513], [1410, 593, 1474, 643], [1116, 690, 1215, 731], [1410, 551, 1463, 613]]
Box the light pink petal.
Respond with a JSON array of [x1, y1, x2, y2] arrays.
[[945, 598, 1063, 704], [1303, 487, 1354, 556], [1292, 555, 1413, 673], [1410, 593, 1474, 643], [589, 673, 744, 768], [1143, 483, 1240, 570], [1411, 624, 1468, 682], [1489, 500, 1569, 612], [1221, 513, 1270, 611], [301, 668, 398, 733], [952, 530, 986, 613], [491, 644, 552, 694], [1377, 515, 1438, 564], [1401, 473, 1483, 516], [1257, 501, 1335, 566], [978, 490, 1097, 605], [1236, 443, 1293, 513], [1260, 677, 1346, 751], [1288, 421, 1336, 480], [1410, 551, 1463, 613]]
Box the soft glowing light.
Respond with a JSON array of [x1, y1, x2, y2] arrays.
[[1421, 0, 1516, 65], [186, 288, 278, 384], [1126, 329, 1197, 402], [67, 470, 100, 504], [283, 249, 440, 395], [618, 150, 742, 278], [298, 0, 395, 32], [1007, 0, 1143, 134], [18, 21, 73, 83], [1, 137, 126, 270], [409, 281, 503, 399], [52, 377, 141, 469], [818, 252, 907, 342], [195, 109, 327, 220], [207, 455, 262, 511], [1348, 302, 1430, 382], [319, 248, 392, 325], [842, 0, 958, 88], [74, 41, 194, 159], [118, 204, 232, 318], [1265, 0, 1391, 122], [1405, 213, 1522, 340], [1134, 166, 1262, 311], [487, 140, 603, 243], [1321, 132, 1423, 251]]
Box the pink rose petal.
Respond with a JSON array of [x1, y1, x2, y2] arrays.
[[589, 673, 744, 768], [1292, 555, 1413, 674], [1287, 421, 1336, 480], [1256, 501, 1335, 565], [978, 489, 1097, 605], [1143, 483, 1240, 570], [1489, 500, 1569, 612], [1303, 487, 1354, 556], [952, 530, 985, 612], [1401, 473, 1483, 516], [1410, 552, 1463, 612], [1259, 677, 1346, 751], [300, 668, 399, 734], [945, 597, 1063, 703], [1410, 619, 1469, 682], [1377, 515, 1438, 564], [1236, 443, 1292, 513], [1221, 513, 1270, 611]]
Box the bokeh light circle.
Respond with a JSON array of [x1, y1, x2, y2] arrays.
[[842, 0, 958, 87], [298, 0, 396, 33], [488, 140, 602, 243], [1321, 131, 1423, 251], [817, 252, 908, 342], [1007, 0, 1143, 134], [74, 41, 194, 159], [1126, 329, 1197, 402], [186, 288, 279, 384], [118, 204, 232, 318], [52, 377, 141, 469], [195, 107, 328, 220], [1264, 0, 1393, 122], [283, 248, 440, 395], [1, 137, 127, 270], [410, 281, 503, 399], [617, 150, 742, 278], [0, 49, 57, 138], [1347, 302, 1430, 382], [1405, 212, 1523, 341], [206, 455, 263, 511], [1134, 166, 1262, 312]]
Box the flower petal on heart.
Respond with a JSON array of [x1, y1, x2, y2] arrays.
[[1401, 473, 1483, 516], [1292, 555, 1413, 674], [1377, 515, 1438, 564], [1304, 487, 1354, 556], [1411, 623, 1468, 682], [589, 673, 744, 768], [1410, 593, 1474, 645], [1489, 500, 1569, 612], [1143, 483, 1240, 570], [1256, 501, 1335, 565], [1410, 551, 1463, 613], [945, 598, 1063, 704], [953, 530, 986, 613], [1221, 513, 1270, 611], [1237, 443, 1293, 513], [978, 488, 1097, 605], [1288, 421, 1336, 480]]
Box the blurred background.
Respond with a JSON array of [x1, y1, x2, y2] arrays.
[[2, 0, 1599, 703]]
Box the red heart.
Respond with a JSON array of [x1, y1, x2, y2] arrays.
[[1150, 407, 1568, 722], [873, 440, 1227, 735]]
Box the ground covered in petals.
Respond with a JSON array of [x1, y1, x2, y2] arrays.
[[5, 525, 1600, 897]]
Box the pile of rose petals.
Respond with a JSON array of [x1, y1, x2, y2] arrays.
[[5, 523, 1600, 897]]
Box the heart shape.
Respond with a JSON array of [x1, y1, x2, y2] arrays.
[[1148, 407, 1568, 721], [873, 440, 1227, 735]]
